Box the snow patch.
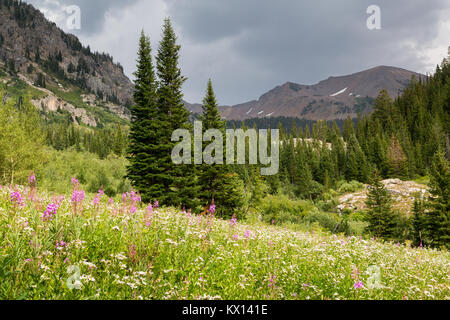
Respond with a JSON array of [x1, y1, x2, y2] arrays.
[[330, 88, 347, 97], [257, 111, 264, 115], [265, 112, 274, 117], [246, 107, 253, 115]]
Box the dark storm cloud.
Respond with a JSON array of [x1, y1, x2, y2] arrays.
[[166, 0, 449, 104], [26, 0, 140, 34]]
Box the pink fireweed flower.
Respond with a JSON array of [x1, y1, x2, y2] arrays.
[[71, 190, 85, 203], [71, 177, 79, 187], [129, 205, 137, 214], [146, 204, 153, 214], [268, 274, 277, 288], [153, 200, 159, 208], [28, 171, 37, 186], [42, 203, 58, 221], [56, 241, 67, 249], [98, 189, 104, 196], [244, 230, 251, 239], [93, 194, 100, 206], [351, 267, 360, 280], [232, 233, 239, 241], [354, 281, 364, 289], [10, 191, 23, 206], [230, 214, 237, 227], [108, 198, 114, 205]]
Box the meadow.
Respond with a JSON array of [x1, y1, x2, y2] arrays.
[[0, 179, 448, 300]]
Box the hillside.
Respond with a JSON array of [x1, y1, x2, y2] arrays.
[[206, 66, 425, 121], [0, 0, 131, 126], [1, 183, 448, 300]]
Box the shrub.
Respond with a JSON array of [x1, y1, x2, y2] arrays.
[[259, 195, 312, 225], [347, 220, 370, 236], [303, 211, 341, 232], [337, 180, 365, 194]]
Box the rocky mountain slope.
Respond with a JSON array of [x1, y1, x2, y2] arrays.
[[0, 0, 131, 126], [338, 179, 429, 216], [211, 66, 425, 121]]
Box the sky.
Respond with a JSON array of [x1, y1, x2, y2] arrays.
[[25, 0, 450, 105]]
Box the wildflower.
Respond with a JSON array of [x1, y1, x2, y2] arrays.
[[232, 233, 239, 241], [244, 230, 251, 239], [146, 204, 153, 214], [71, 190, 85, 203], [153, 200, 159, 208], [93, 194, 100, 206], [98, 189, 104, 196], [129, 206, 137, 214], [10, 191, 23, 206], [56, 241, 67, 249], [209, 199, 216, 214], [108, 198, 114, 205], [230, 214, 237, 227], [351, 267, 360, 280], [354, 281, 364, 289], [42, 203, 58, 221], [28, 172, 37, 186], [268, 273, 277, 288], [71, 177, 79, 187]]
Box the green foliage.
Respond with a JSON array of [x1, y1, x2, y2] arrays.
[[0, 93, 45, 185], [365, 171, 399, 240], [198, 79, 245, 217], [420, 151, 450, 249], [337, 180, 365, 194], [260, 194, 312, 225], [302, 211, 341, 232], [36, 148, 130, 196], [126, 31, 161, 204]]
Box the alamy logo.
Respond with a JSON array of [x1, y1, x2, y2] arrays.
[[65, 5, 81, 30], [367, 5, 381, 30], [171, 121, 279, 176]]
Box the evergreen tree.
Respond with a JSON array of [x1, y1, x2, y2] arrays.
[[386, 135, 409, 179], [126, 31, 161, 203], [365, 170, 398, 240], [423, 151, 450, 249], [198, 79, 244, 217], [156, 18, 199, 210]]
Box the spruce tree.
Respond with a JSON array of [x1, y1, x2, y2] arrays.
[[423, 151, 450, 249], [126, 31, 161, 203], [365, 170, 398, 240], [156, 18, 200, 210], [198, 79, 244, 217]]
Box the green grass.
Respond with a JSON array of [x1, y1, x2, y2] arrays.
[[0, 183, 448, 300], [1, 77, 47, 100]]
